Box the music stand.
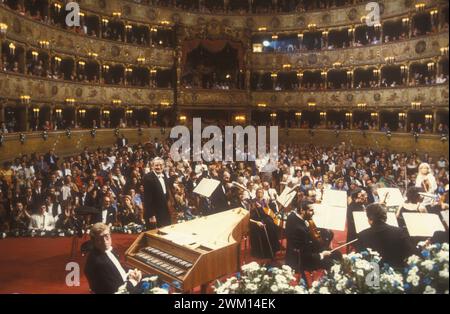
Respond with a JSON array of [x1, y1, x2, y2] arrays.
[[70, 206, 100, 258]]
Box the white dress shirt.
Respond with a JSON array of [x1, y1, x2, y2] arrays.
[[154, 171, 166, 194], [105, 248, 128, 282]]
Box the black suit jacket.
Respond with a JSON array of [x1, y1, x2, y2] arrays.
[[208, 180, 229, 215], [143, 172, 171, 228], [85, 248, 137, 294], [356, 222, 416, 268], [93, 206, 116, 225], [285, 212, 321, 272]]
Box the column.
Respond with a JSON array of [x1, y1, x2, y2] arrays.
[[406, 62, 411, 85], [378, 67, 382, 86], [73, 58, 77, 80], [49, 105, 54, 129], [348, 68, 354, 88], [22, 45, 27, 74], [0, 103, 4, 124], [377, 111, 381, 130], [24, 105, 29, 132], [74, 106, 78, 128], [405, 111, 411, 132], [433, 109, 438, 133], [0, 40, 3, 70]]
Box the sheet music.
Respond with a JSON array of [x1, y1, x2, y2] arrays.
[[322, 190, 347, 208], [441, 210, 449, 228], [193, 178, 221, 198], [377, 188, 405, 207], [277, 186, 297, 208], [353, 211, 399, 234], [402, 213, 446, 237], [311, 204, 347, 231]]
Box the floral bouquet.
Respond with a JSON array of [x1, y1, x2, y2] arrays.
[[110, 223, 145, 234], [213, 262, 308, 294], [403, 242, 449, 294], [116, 276, 170, 294], [309, 249, 404, 294]]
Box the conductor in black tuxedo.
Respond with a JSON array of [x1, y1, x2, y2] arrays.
[[285, 200, 337, 273], [143, 157, 171, 229], [356, 203, 416, 269], [85, 223, 143, 294]]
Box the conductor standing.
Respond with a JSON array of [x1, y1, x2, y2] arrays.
[[143, 157, 171, 229]]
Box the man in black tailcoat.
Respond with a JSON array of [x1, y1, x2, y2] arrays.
[[143, 157, 171, 229]]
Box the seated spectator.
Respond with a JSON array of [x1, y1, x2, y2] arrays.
[[29, 203, 56, 231]]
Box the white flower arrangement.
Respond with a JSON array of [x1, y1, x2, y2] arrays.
[[213, 262, 308, 294], [309, 249, 405, 294], [403, 242, 449, 294]]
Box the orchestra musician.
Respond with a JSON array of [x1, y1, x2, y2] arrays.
[[248, 188, 281, 260], [415, 163, 437, 193], [143, 157, 172, 229], [396, 187, 428, 228], [346, 188, 369, 251], [285, 200, 340, 273], [356, 203, 416, 269]]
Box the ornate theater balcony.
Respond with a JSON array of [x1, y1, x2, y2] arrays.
[[251, 84, 449, 110], [0, 71, 173, 106], [179, 89, 249, 109], [81, 0, 441, 30], [0, 5, 174, 67], [251, 32, 449, 70]]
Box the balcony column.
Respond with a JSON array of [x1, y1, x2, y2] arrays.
[[0, 39, 3, 69], [406, 62, 411, 85], [23, 104, 29, 132], [48, 104, 54, 129], [433, 109, 438, 133], [405, 111, 411, 132], [74, 105, 78, 128], [73, 58, 78, 80], [376, 111, 381, 130], [0, 103, 5, 125], [22, 44, 28, 74], [408, 13, 413, 38]]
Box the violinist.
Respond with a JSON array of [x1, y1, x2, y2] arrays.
[[415, 163, 437, 207], [346, 188, 368, 250], [285, 200, 339, 273], [248, 188, 280, 260], [415, 163, 437, 194]]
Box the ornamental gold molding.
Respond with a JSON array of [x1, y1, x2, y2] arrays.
[[251, 85, 449, 110], [0, 72, 173, 106], [251, 32, 449, 70], [179, 89, 249, 108], [0, 6, 174, 67], [80, 0, 440, 31]]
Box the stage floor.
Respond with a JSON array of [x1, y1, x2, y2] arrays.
[[0, 230, 346, 294]]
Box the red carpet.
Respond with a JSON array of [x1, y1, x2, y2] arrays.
[[0, 230, 346, 294]]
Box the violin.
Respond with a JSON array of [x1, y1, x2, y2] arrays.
[[308, 219, 328, 249]]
